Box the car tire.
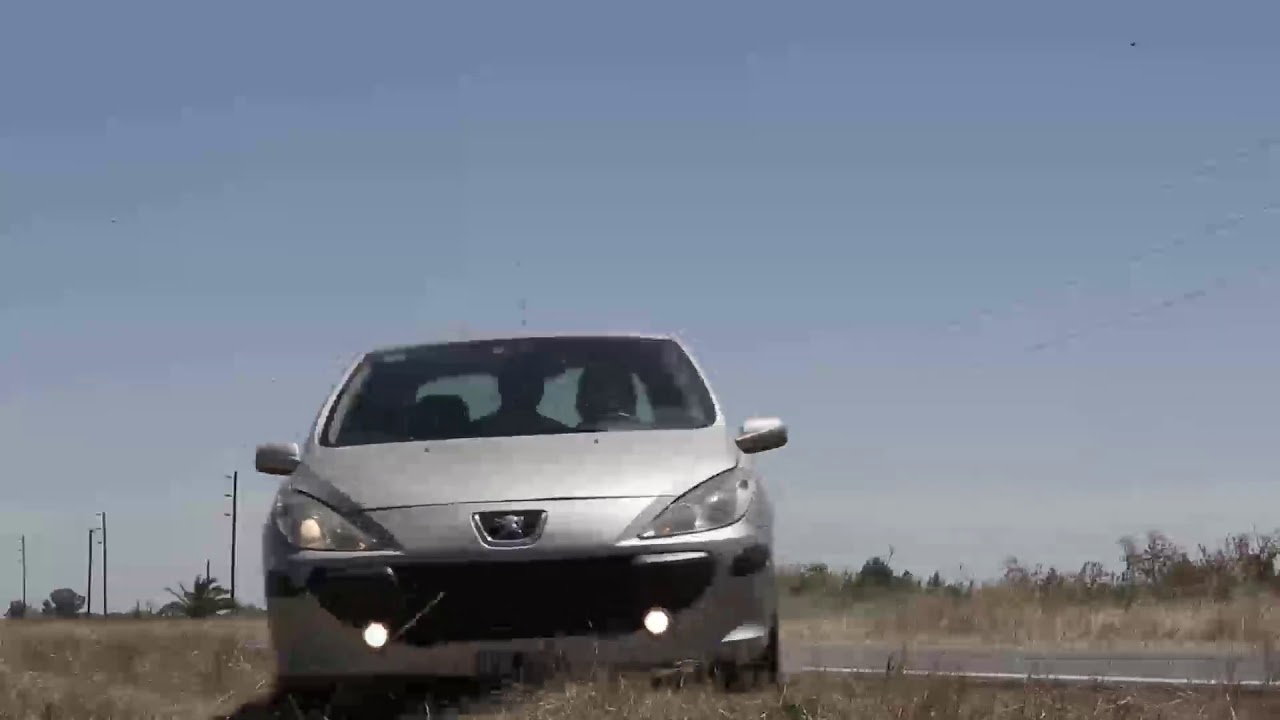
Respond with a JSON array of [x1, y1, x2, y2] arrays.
[[711, 613, 781, 692], [276, 676, 381, 717], [763, 612, 781, 683], [272, 677, 329, 712], [274, 676, 438, 718]]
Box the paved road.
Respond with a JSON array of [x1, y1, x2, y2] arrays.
[[784, 643, 1279, 685]]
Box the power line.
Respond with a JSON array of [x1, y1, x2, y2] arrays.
[[1165, 136, 1280, 191], [948, 199, 1280, 337], [1019, 198, 1280, 352], [1024, 256, 1279, 353], [1117, 210, 1253, 269], [945, 138, 1280, 335]]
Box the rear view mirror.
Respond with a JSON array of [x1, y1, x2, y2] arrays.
[[735, 417, 788, 455], [255, 442, 301, 476]]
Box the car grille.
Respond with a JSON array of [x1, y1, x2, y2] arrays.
[[307, 554, 717, 645]]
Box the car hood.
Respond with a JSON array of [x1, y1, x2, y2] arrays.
[[295, 427, 740, 510]]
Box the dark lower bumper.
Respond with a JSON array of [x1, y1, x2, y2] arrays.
[[270, 552, 718, 647]]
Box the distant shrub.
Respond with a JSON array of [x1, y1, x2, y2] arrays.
[[782, 528, 1280, 606], [40, 589, 85, 618]]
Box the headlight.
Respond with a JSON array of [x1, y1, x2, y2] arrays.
[[639, 467, 755, 538], [272, 490, 382, 551]]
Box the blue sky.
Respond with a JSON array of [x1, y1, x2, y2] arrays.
[[3, 1, 1280, 609]]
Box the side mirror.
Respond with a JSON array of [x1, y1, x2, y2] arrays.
[[735, 417, 788, 455], [255, 442, 301, 476]]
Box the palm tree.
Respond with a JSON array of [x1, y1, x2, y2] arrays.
[[162, 573, 237, 618]]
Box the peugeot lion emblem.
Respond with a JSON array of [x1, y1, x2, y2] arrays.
[[490, 514, 526, 541], [473, 510, 547, 547]]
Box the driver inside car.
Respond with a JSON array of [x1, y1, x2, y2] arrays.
[[472, 359, 571, 437], [575, 362, 641, 429]]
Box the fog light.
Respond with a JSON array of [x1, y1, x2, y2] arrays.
[[363, 621, 389, 649], [643, 608, 671, 636]]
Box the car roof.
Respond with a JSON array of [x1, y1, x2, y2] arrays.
[[368, 331, 680, 357]]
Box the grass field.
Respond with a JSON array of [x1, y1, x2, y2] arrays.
[[9, 531, 1280, 717], [780, 589, 1280, 652], [778, 529, 1280, 652], [0, 619, 1277, 719], [2, 604, 1280, 717]]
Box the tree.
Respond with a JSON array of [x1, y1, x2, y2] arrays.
[[789, 563, 833, 595], [6, 600, 29, 619], [162, 573, 237, 618], [857, 556, 896, 588], [40, 588, 85, 618], [128, 600, 158, 619], [1120, 531, 1186, 586], [229, 602, 267, 617]]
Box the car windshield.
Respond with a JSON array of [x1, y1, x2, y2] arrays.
[[320, 336, 718, 447]]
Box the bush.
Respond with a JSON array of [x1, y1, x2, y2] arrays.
[[783, 528, 1280, 606], [40, 589, 85, 619]]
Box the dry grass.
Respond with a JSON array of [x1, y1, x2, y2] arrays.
[[780, 588, 1280, 651], [777, 527, 1280, 652], [477, 675, 1280, 719], [0, 618, 271, 719], [3, 619, 1280, 718]]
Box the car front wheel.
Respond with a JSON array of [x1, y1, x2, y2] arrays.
[[711, 613, 780, 692]]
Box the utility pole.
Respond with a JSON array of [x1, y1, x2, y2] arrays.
[[86, 528, 96, 617], [205, 558, 211, 582], [225, 472, 238, 603], [19, 535, 26, 608], [97, 512, 108, 616]]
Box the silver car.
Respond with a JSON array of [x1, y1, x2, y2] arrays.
[[254, 333, 788, 695]]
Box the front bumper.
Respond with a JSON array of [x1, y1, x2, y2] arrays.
[[267, 544, 775, 680]]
